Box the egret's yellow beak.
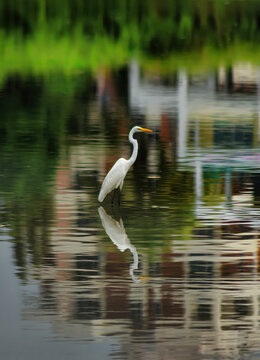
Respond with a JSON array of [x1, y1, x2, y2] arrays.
[[140, 127, 152, 133]]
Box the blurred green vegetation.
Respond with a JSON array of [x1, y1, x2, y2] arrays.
[[0, 0, 260, 83]]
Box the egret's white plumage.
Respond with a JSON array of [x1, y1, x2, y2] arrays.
[[98, 126, 152, 202]]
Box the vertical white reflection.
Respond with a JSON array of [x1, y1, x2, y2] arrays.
[[195, 160, 203, 206], [207, 71, 216, 92], [129, 60, 139, 110], [225, 169, 232, 205], [178, 70, 188, 158], [194, 118, 202, 206]]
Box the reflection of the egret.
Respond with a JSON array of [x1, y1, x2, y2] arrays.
[[98, 207, 139, 282]]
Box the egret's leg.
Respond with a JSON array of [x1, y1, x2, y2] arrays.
[[112, 187, 120, 205], [112, 188, 117, 204], [111, 188, 122, 206], [118, 180, 124, 206]]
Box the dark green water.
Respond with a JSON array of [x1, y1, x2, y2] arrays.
[[2, 1, 260, 359]]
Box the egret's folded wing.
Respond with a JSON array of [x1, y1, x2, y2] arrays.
[[98, 158, 127, 202]]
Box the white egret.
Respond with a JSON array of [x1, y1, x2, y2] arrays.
[[98, 126, 152, 203]]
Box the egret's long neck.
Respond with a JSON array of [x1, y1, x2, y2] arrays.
[[128, 129, 138, 167]]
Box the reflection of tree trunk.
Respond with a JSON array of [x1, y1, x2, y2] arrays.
[[226, 67, 233, 92]]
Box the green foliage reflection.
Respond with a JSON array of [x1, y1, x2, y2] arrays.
[[0, 74, 93, 278]]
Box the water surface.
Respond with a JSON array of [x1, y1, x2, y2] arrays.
[[1, 62, 260, 359]]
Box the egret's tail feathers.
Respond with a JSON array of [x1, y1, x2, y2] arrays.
[[98, 190, 105, 202]]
